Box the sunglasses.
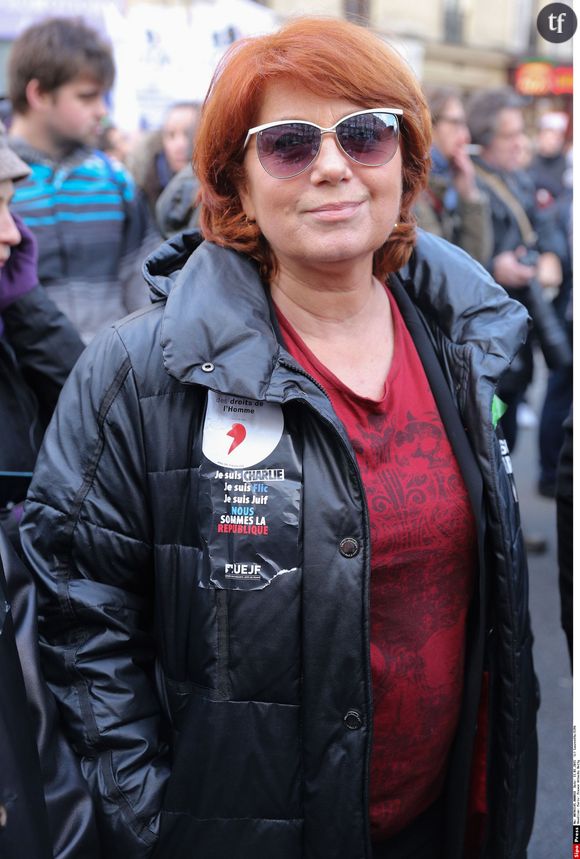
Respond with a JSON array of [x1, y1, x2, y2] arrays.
[[243, 108, 403, 179]]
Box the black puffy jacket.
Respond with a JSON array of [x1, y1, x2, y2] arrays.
[[0, 525, 99, 857], [21, 230, 537, 859], [0, 285, 84, 517]]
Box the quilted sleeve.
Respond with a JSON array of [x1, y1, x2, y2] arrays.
[[21, 325, 168, 858]]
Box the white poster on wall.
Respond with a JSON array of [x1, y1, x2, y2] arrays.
[[109, 0, 279, 132]]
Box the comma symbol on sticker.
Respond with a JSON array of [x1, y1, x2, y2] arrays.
[[227, 423, 247, 454]]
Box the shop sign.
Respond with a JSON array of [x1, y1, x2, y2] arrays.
[[515, 60, 573, 95]]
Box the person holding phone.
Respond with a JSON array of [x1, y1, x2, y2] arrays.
[[414, 85, 492, 264]]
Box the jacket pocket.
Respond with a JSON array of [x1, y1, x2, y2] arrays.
[[162, 695, 302, 821], [155, 813, 303, 859], [154, 544, 221, 688]]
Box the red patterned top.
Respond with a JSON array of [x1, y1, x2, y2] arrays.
[[276, 287, 476, 841]]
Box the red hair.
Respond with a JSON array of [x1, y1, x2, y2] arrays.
[[194, 16, 431, 280]]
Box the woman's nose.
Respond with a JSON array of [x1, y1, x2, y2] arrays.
[[0, 209, 22, 248], [310, 132, 353, 182]]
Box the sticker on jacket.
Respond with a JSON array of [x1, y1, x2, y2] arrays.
[[202, 392, 284, 468], [198, 392, 302, 591], [499, 437, 518, 503]]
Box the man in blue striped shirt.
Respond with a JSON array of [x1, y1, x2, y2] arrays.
[[8, 17, 160, 343]]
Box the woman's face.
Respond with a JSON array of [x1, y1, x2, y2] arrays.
[[162, 105, 198, 174], [0, 179, 21, 268], [239, 81, 402, 282], [432, 97, 470, 161]]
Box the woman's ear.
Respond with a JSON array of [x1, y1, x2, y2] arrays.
[[238, 183, 256, 223]]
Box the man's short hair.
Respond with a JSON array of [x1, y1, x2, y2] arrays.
[[465, 87, 525, 147], [8, 16, 115, 115], [423, 86, 463, 124]]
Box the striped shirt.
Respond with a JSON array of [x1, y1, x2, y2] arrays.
[[9, 139, 160, 343]]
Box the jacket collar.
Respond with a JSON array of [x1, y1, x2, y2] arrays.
[[142, 228, 529, 398], [397, 229, 529, 372], [144, 232, 281, 400]]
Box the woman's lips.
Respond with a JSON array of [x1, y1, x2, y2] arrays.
[[306, 201, 363, 220]]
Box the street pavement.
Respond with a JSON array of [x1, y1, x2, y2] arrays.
[[510, 385, 572, 858]]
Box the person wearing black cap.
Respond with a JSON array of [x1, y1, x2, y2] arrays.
[[0, 123, 98, 856], [0, 119, 83, 549]]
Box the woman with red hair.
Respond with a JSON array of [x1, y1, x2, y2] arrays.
[[21, 16, 537, 859]]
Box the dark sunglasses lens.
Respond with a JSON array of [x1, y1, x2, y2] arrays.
[[256, 123, 320, 177], [337, 112, 399, 166]]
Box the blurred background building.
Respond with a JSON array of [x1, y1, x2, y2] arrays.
[[0, 0, 573, 132]]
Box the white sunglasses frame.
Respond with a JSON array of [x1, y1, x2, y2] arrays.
[[243, 107, 404, 176]]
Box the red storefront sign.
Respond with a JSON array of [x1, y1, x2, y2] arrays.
[[515, 61, 573, 96]]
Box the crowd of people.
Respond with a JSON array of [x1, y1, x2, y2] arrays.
[[0, 12, 572, 859]]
